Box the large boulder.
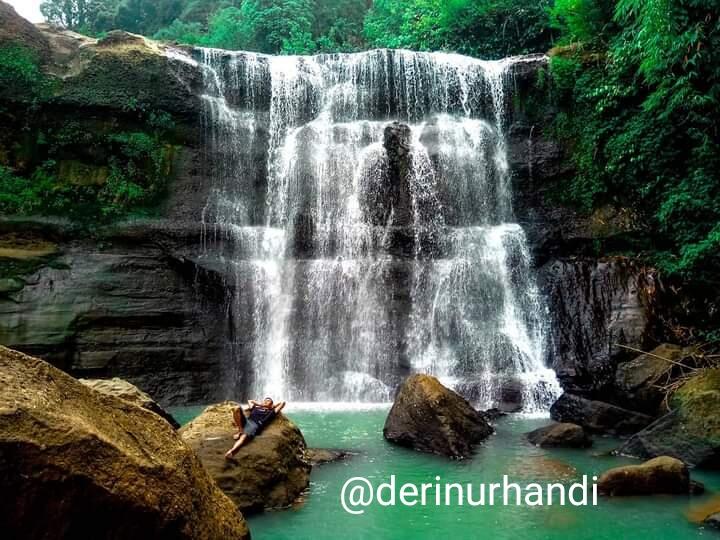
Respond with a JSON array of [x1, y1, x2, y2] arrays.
[[80, 377, 180, 429], [598, 456, 692, 496], [617, 369, 720, 468], [383, 374, 493, 459], [614, 343, 686, 413], [180, 402, 311, 514], [526, 422, 592, 448], [0, 346, 249, 540], [550, 393, 653, 435]]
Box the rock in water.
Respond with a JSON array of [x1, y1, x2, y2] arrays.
[[598, 456, 693, 496], [617, 369, 720, 468], [180, 402, 311, 514], [550, 393, 653, 435], [80, 378, 180, 429], [383, 374, 493, 459], [0, 346, 249, 540], [526, 422, 592, 448], [306, 448, 351, 465], [705, 513, 720, 530]]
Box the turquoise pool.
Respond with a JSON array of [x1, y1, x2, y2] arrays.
[[172, 406, 720, 540]]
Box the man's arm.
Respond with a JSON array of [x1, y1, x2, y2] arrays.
[[274, 401, 286, 414], [247, 400, 258, 409]]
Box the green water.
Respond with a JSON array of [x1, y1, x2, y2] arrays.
[[172, 407, 720, 540]]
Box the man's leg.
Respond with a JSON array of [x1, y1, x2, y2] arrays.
[[225, 434, 248, 459], [232, 407, 246, 440]]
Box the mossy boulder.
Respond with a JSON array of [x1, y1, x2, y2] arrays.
[[0, 346, 250, 539], [598, 456, 693, 496], [52, 30, 202, 117], [383, 374, 493, 459], [618, 369, 720, 468], [80, 377, 180, 429], [614, 343, 687, 413], [180, 402, 311, 514]]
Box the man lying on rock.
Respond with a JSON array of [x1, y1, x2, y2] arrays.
[[225, 397, 286, 459]]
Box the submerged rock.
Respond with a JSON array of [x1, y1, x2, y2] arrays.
[[550, 393, 653, 435], [508, 455, 578, 482], [705, 514, 720, 530], [686, 494, 720, 526], [383, 374, 493, 459], [526, 422, 592, 448], [80, 377, 180, 429], [617, 369, 720, 468], [0, 346, 249, 540], [306, 448, 352, 465], [598, 456, 694, 496], [180, 402, 311, 514]]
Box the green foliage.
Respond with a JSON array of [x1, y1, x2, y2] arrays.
[[176, 0, 358, 55], [40, 0, 120, 34], [549, 0, 615, 44], [551, 0, 720, 282], [114, 0, 185, 35], [39, 0, 556, 58], [0, 162, 75, 216], [364, 0, 556, 59], [0, 116, 176, 224], [153, 19, 204, 44], [0, 45, 53, 102]]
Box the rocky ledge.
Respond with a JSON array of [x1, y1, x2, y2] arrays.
[[80, 377, 180, 428], [0, 346, 249, 539]]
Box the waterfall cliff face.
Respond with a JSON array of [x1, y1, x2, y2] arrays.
[[188, 48, 560, 410]]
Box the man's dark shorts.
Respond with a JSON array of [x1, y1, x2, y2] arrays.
[[244, 418, 261, 438]]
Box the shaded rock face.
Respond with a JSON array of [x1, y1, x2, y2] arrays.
[[0, 346, 249, 540], [617, 369, 720, 468], [383, 374, 493, 459], [0, 235, 237, 405], [526, 422, 592, 448], [598, 456, 691, 496], [179, 402, 311, 514], [539, 259, 657, 396], [550, 393, 653, 436], [383, 122, 414, 227], [80, 377, 180, 428]]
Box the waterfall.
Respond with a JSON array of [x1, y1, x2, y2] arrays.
[[182, 48, 560, 411]]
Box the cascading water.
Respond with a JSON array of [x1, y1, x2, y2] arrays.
[[182, 47, 560, 411]]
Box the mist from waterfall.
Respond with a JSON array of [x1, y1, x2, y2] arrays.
[[184, 48, 560, 411]]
